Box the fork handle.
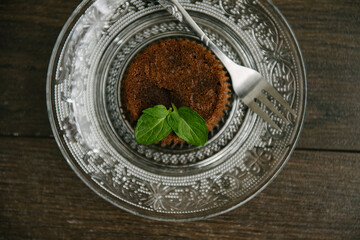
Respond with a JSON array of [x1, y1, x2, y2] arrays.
[[157, 0, 232, 65]]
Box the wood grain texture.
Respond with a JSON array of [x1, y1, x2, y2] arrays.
[[0, 0, 360, 150], [0, 137, 359, 240], [272, 0, 360, 151], [0, 0, 81, 137]]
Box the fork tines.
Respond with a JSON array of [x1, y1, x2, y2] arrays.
[[246, 81, 296, 131]]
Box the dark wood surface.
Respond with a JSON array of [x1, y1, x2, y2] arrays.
[[0, 0, 359, 239]]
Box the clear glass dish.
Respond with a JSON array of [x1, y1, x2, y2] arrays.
[[47, 0, 307, 221]]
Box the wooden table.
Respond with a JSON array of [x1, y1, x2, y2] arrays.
[[1, 0, 359, 239]]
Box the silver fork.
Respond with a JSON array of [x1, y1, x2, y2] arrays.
[[158, 0, 296, 130]]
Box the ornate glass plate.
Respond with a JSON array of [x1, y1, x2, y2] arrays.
[[47, 0, 306, 221]]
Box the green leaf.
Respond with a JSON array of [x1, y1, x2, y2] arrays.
[[134, 105, 172, 145], [142, 105, 170, 118], [167, 103, 208, 146]]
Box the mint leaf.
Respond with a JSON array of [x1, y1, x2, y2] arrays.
[[134, 105, 172, 145], [134, 104, 208, 146], [142, 105, 170, 118], [167, 103, 208, 146]]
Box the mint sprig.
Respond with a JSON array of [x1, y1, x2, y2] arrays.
[[167, 104, 208, 146], [134, 105, 172, 145], [134, 104, 208, 146]]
